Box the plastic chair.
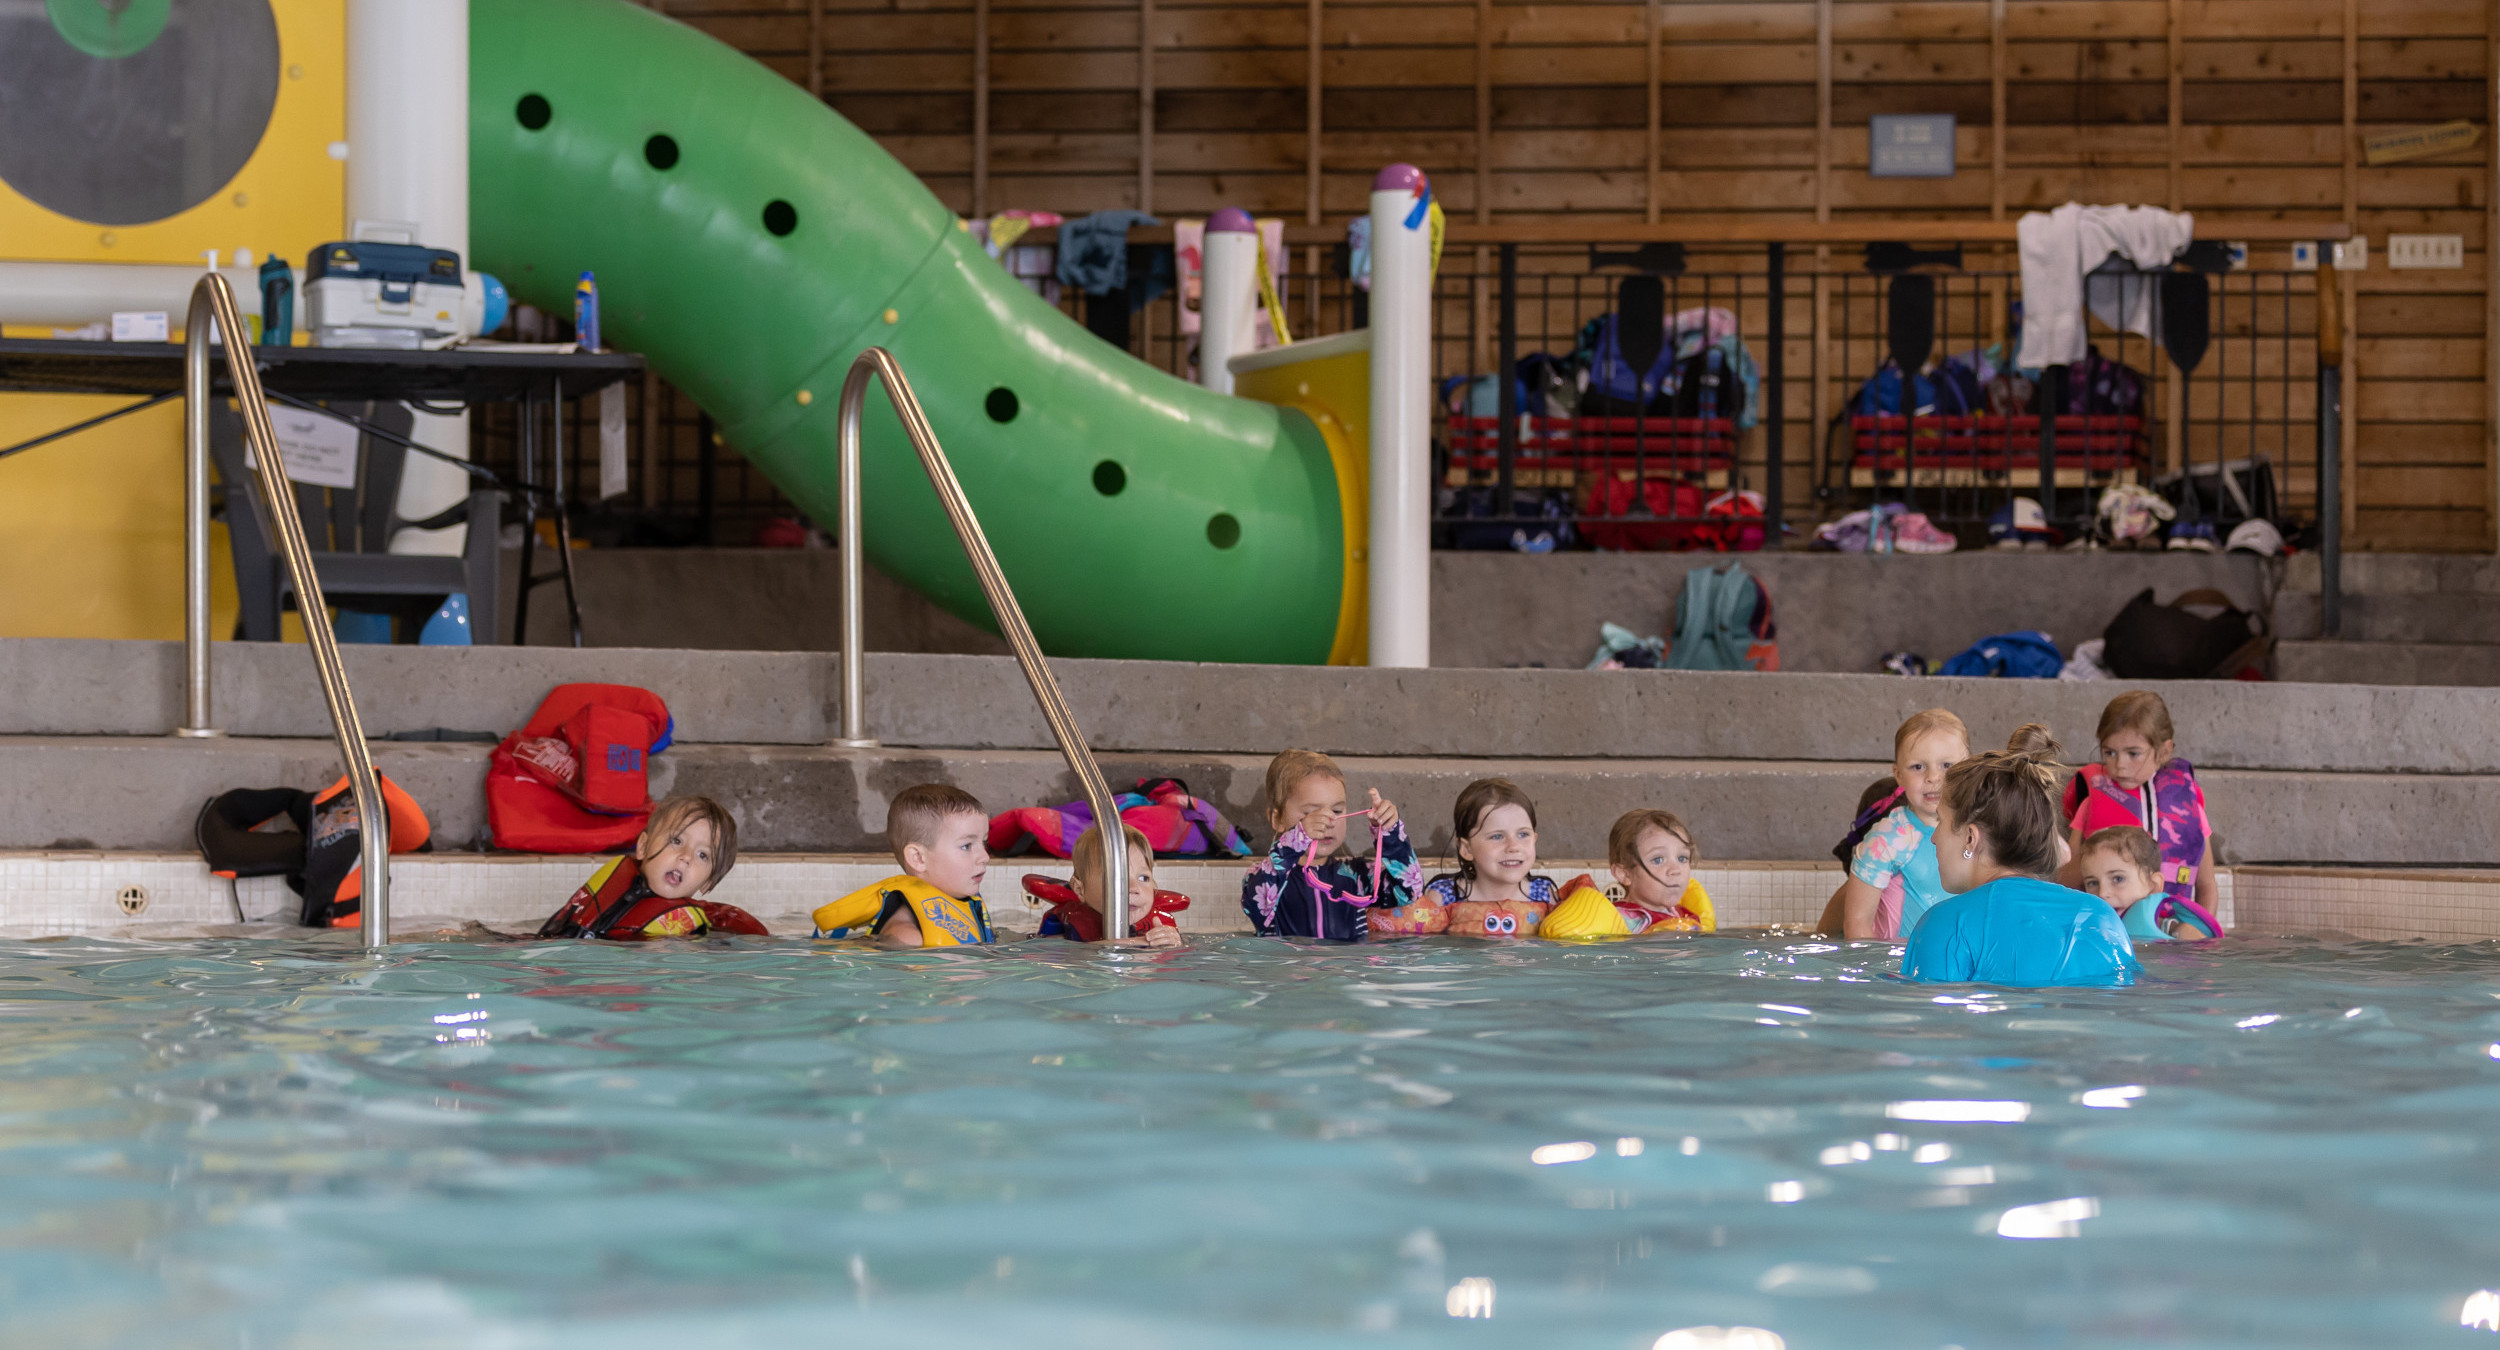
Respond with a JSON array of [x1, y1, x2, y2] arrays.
[[210, 401, 503, 644]]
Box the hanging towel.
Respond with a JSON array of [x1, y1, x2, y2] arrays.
[[1056, 210, 1161, 295], [2016, 203, 2194, 368]]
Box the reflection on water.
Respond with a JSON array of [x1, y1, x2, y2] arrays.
[[0, 932, 2497, 1347]]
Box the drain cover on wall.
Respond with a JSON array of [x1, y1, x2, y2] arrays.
[[115, 884, 149, 915]]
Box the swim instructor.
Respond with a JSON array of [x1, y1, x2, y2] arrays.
[[1903, 735, 2140, 988]]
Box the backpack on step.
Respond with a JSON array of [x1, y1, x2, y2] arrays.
[[2100, 588, 2271, 680], [1665, 563, 1779, 671]]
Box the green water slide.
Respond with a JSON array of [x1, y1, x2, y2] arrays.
[[468, 0, 1350, 663]]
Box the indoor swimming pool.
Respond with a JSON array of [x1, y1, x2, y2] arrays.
[[4, 932, 2498, 1348]]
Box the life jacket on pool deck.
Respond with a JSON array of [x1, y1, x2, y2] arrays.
[[196, 775, 433, 928], [487, 683, 674, 854], [812, 875, 995, 946], [1020, 873, 1189, 941], [2064, 758, 2223, 937], [536, 855, 769, 940]]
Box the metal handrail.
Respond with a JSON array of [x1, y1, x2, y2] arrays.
[[834, 348, 1129, 936], [183, 273, 393, 947]]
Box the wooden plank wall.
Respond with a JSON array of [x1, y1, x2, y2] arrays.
[[667, 0, 2493, 551]]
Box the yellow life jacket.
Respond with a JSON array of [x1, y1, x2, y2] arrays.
[[812, 874, 995, 946]]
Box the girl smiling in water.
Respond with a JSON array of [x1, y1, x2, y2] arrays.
[[2058, 690, 2220, 923], [1823, 708, 1969, 940]]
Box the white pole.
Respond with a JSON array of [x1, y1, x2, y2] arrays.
[[347, 0, 471, 560], [1366, 165, 1432, 668], [1198, 208, 1260, 395], [0, 261, 263, 327]]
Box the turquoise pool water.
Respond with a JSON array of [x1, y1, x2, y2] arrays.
[[4, 933, 2499, 1348]]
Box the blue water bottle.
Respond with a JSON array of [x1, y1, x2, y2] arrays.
[[574, 270, 600, 352], [258, 257, 293, 346]]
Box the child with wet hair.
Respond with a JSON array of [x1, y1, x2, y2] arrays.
[[2060, 690, 2219, 923], [1820, 708, 1969, 939], [813, 783, 998, 946], [1241, 749, 1420, 941], [1031, 822, 1186, 946], [1606, 808, 1715, 933], [1902, 734, 2139, 987], [1392, 778, 1555, 938], [2077, 825, 2219, 942], [537, 795, 765, 940]]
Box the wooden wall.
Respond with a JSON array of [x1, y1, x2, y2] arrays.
[[664, 0, 2495, 551]]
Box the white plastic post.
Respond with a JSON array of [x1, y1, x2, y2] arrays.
[[1198, 208, 1260, 395], [347, 0, 473, 559], [1366, 165, 1432, 668]]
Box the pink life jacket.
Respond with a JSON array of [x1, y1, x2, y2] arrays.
[[2066, 759, 2217, 927]]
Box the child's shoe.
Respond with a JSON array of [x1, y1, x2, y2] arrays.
[[2165, 519, 2219, 552], [1892, 512, 1958, 554]]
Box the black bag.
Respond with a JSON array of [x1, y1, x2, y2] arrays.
[[2101, 587, 2271, 680]]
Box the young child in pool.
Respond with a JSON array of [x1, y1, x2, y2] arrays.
[[1025, 822, 1187, 946], [2059, 691, 2220, 921], [1821, 708, 1969, 939], [1606, 809, 1716, 933], [2076, 825, 2219, 941], [1241, 749, 1420, 941], [537, 795, 767, 939], [812, 783, 998, 947], [1394, 778, 1556, 938]]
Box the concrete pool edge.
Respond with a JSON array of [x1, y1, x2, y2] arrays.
[[47, 851, 2500, 941]]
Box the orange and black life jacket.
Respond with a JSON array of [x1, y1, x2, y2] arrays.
[[1021, 873, 1189, 942], [536, 856, 770, 940]]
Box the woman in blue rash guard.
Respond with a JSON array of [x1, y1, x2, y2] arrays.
[[1903, 733, 2140, 989]]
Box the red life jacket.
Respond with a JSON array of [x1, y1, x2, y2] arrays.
[[488, 684, 673, 852], [536, 855, 770, 941], [1020, 873, 1188, 942]]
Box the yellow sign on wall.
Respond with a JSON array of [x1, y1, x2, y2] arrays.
[[0, 0, 343, 641]]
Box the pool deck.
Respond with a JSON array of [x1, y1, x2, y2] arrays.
[[7, 848, 2491, 944]]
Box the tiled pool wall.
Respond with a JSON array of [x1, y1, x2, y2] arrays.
[[0, 853, 2398, 941]]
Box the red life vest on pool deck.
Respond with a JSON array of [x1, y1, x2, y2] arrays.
[[536, 856, 770, 940], [1021, 873, 1189, 941], [488, 684, 674, 853]]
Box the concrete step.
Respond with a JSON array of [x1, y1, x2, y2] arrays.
[[11, 638, 2500, 775], [0, 850, 1845, 939], [2282, 552, 2500, 598], [6, 735, 2495, 867], [2274, 592, 2500, 644], [2276, 640, 2500, 687], [505, 545, 2272, 676]]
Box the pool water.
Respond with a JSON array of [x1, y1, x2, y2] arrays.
[[5, 932, 2500, 1349]]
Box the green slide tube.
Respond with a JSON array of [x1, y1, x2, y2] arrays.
[[468, 0, 1347, 663]]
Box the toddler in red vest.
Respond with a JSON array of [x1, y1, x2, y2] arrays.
[[1024, 822, 1187, 945], [537, 795, 765, 939]]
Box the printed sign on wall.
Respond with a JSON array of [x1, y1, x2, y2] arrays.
[[1870, 115, 1956, 178]]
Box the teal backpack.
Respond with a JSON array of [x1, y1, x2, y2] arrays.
[[1666, 563, 1777, 671]]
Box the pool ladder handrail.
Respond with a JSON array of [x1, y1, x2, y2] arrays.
[[181, 272, 393, 948], [833, 348, 1129, 937]]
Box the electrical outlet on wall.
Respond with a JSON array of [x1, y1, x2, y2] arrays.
[[2330, 236, 2368, 270], [2387, 234, 2465, 269]]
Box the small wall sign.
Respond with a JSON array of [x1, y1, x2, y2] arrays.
[[1870, 115, 1956, 178]]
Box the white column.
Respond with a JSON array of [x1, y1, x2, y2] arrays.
[[347, 0, 471, 557], [1198, 208, 1260, 395], [1366, 165, 1432, 668]]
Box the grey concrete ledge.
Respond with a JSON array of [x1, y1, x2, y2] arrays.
[[4, 736, 2492, 868], [8, 637, 2500, 776]]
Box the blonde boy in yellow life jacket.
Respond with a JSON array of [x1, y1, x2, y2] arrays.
[[813, 783, 996, 947]]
